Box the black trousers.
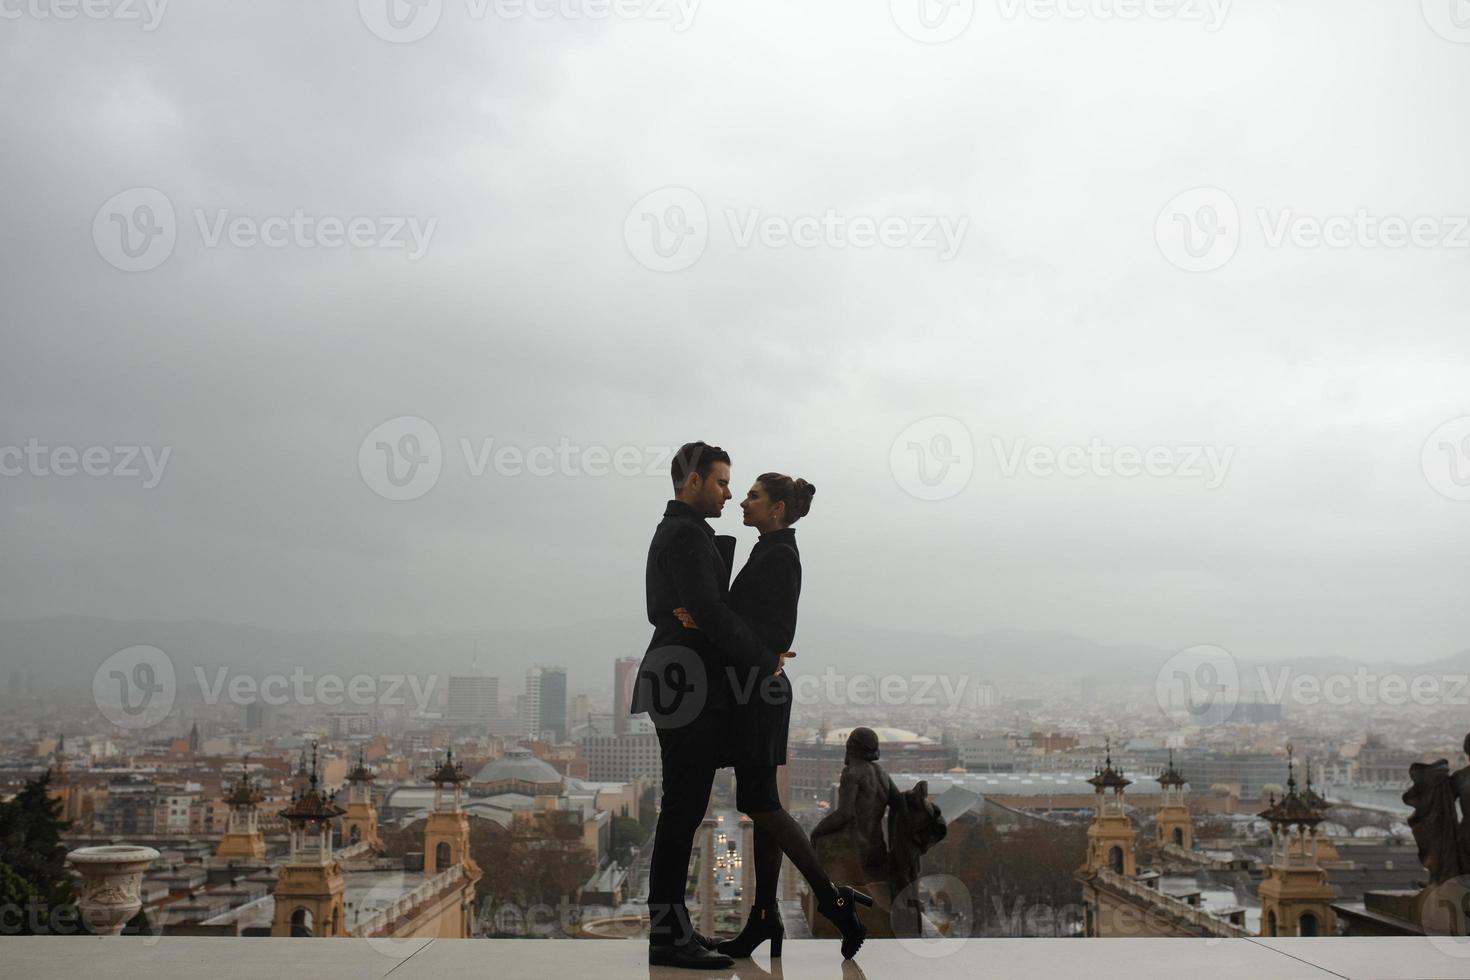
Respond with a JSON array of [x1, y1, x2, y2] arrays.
[[647, 700, 731, 945]]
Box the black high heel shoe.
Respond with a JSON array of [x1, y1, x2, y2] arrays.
[[718, 904, 784, 958], [817, 886, 873, 960]]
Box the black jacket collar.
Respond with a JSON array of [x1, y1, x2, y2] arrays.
[[663, 499, 714, 536], [756, 527, 796, 548]]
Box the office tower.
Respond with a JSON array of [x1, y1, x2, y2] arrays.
[[526, 665, 568, 742], [447, 675, 500, 726]]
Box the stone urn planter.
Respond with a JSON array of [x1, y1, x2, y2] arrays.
[[65, 845, 160, 936]]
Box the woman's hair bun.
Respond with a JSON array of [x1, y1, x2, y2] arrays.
[[757, 472, 815, 524]]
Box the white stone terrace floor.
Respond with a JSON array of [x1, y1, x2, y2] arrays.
[[7, 936, 1469, 980]]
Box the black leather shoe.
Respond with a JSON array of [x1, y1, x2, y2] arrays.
[[649, 941, 736, 970], [717, 904, 783, 958], [690, 928, 721, 950], [816, 886, 873, 960]]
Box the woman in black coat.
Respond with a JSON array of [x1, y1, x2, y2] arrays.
[[675, 472, 871, 961]]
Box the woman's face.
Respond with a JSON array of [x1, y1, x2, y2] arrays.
[[740, 481, 785, 529]]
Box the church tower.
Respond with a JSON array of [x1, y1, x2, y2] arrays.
[[341, 747, 383, 851], [1257, 744, 1336, 937], [1082, 740, 1137, 877], [271, 745, 347, 937], [216, 757, 268, 862], [47, 733, 83, 825], [423, 749, 481, 879], [291, 746, 312, 795], [1155, 749, 1192, 852]]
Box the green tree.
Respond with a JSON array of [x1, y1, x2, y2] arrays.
[[0, 770, 77, 934], [609, 815, 647, 866]]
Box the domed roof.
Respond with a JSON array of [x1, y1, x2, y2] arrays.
[[821, 726, 934, 746], [472, 747, 562, 788]]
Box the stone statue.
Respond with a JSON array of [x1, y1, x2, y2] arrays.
[[810, 727, 948, 936], [1403, 733, 1470, 886]]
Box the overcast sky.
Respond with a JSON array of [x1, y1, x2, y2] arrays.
[[1, 1, 1467, 666]]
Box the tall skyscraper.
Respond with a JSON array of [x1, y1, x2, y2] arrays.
[[613, 656, 640, 735], [526, 665, 568, 742]]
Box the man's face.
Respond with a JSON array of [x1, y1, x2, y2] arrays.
[[688, 462, 732, 518]]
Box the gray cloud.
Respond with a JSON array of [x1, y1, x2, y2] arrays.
[[2, 1, 1468, 667]]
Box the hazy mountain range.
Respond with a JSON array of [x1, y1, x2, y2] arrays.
[[3, 615, 1465, 708]]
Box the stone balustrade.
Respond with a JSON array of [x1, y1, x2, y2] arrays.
[[351, 865, 465, 938], [1095, 868, 1250, 938]]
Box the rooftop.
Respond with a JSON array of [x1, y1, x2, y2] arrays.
[[9, 935, 1470, 980]]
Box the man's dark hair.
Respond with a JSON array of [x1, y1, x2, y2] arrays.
[[670, 441, 731, 488]]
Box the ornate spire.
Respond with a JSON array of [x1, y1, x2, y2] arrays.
[[429, 746, 468, 786], [281, 744, 344, 824], [1087, 737, 1131, 791], [1156, 747, 1187, 788], [345, 745, 375, 784], [224, 755, 265, 807], [1258, 742, 1326, 828]]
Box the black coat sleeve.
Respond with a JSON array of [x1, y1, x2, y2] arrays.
[[731, 544, 801, 673], [660, 525, 766, 668]]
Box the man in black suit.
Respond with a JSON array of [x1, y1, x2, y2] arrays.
[[633, 441, 768, 969]]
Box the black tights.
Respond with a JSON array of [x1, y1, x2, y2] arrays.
[[746, 806, 837, 910]]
